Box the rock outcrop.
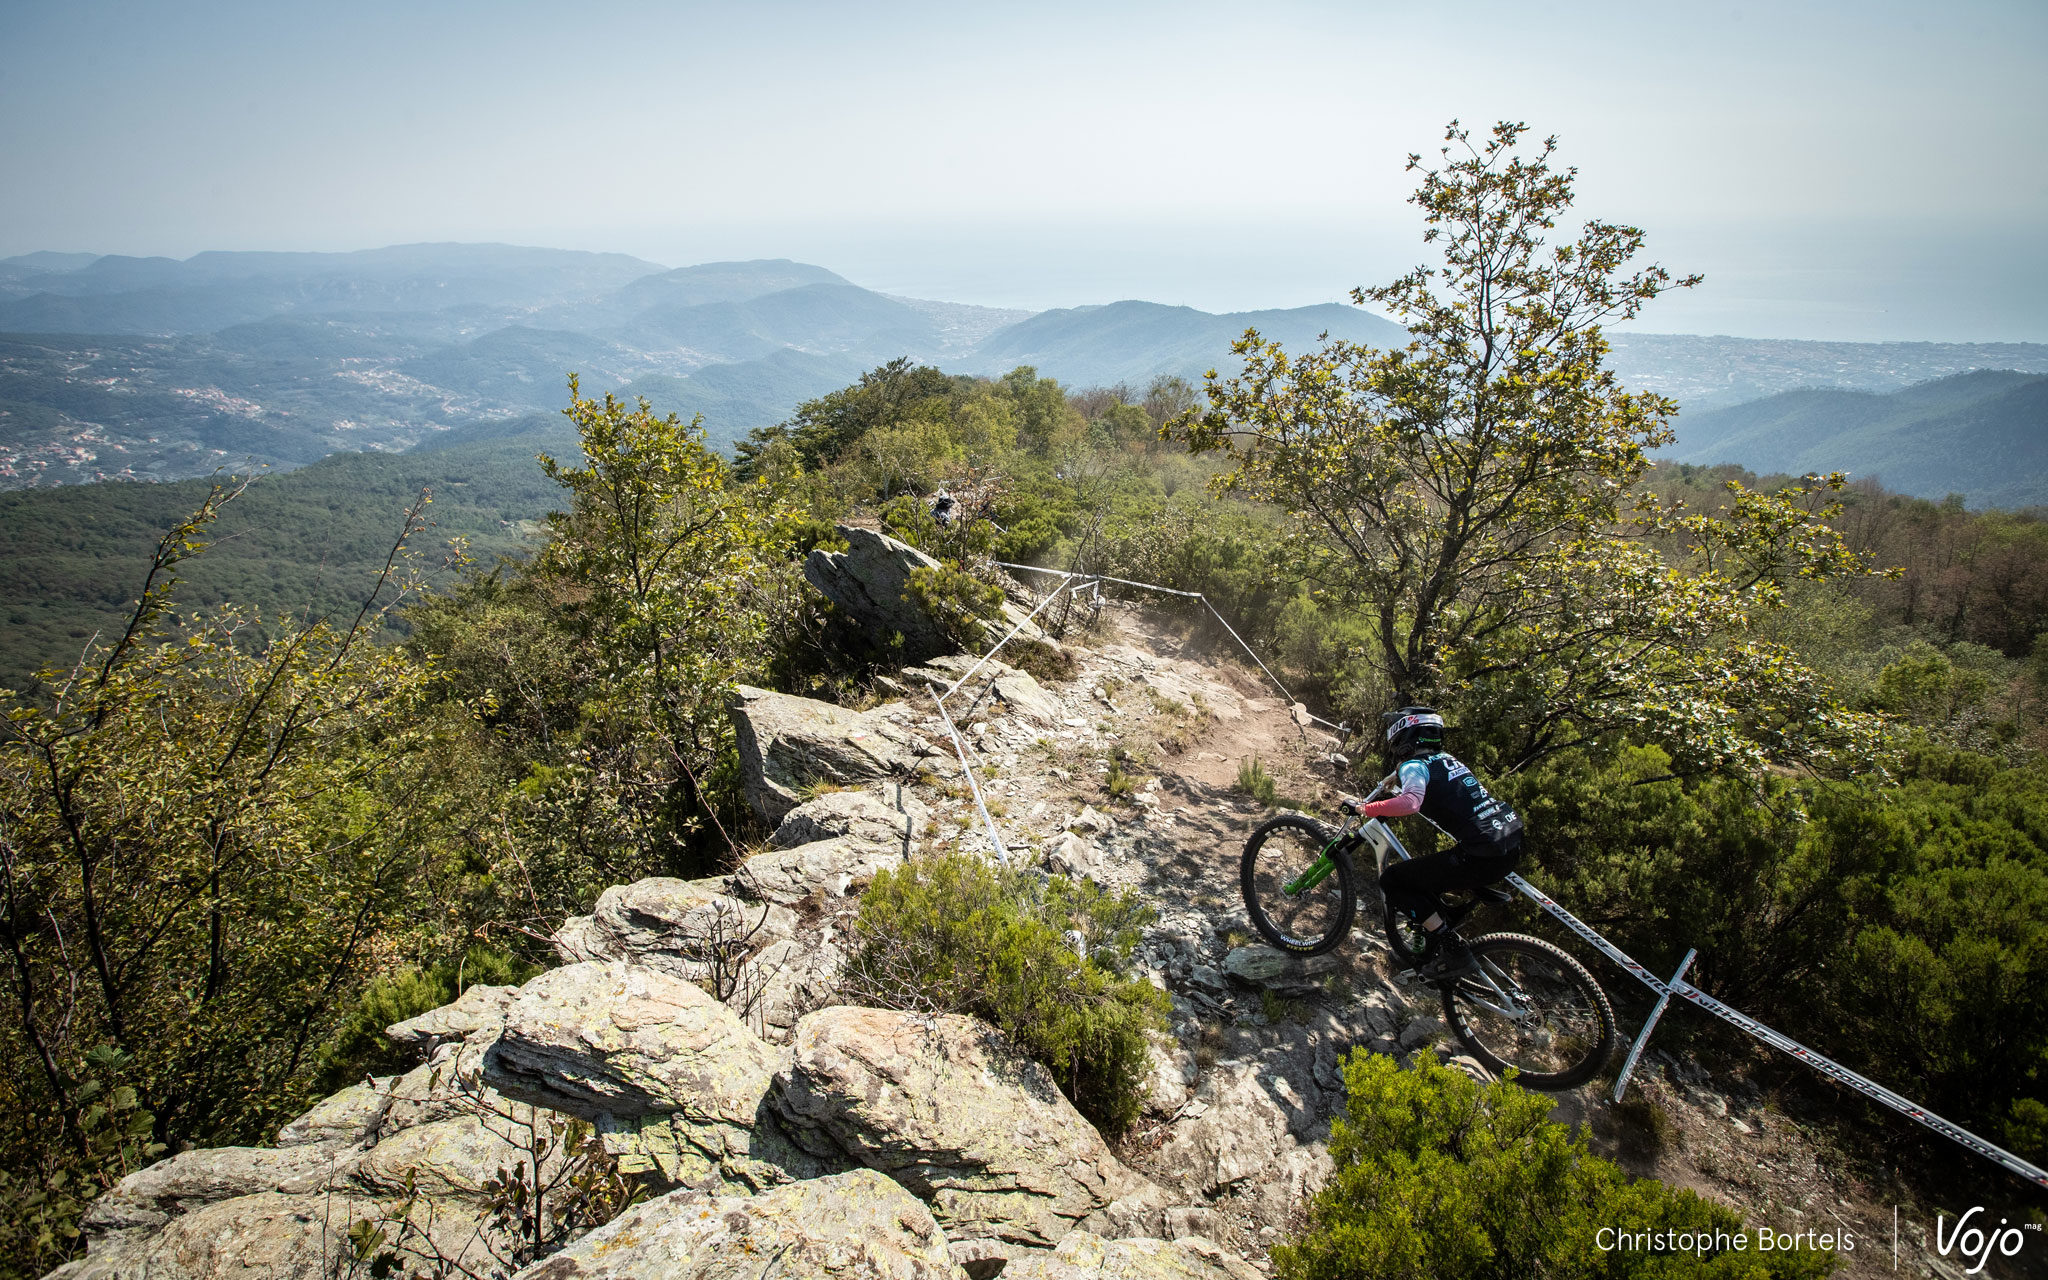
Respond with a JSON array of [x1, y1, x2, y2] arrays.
[[482, 960, 832, 1190], [1000, 1231, 1263, 1280], [900, 653, 1064, 726], [553, 876, 798, 980], [509, 1169, 966, 1280], [772, 785, 927, 851], [773, 1007, 1172, 1261], [729, 684, 926, 824], [805, 526, 1047, 664]]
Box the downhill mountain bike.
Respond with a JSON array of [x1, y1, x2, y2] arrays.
[[1239, 775, 1616, 1090]]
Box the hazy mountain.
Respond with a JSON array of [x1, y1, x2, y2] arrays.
[[610, 259, 851, 312], [965, 300, 1408, 387], [1664, 369, 2048, 507], [5, 242, 2048, 505], [0, 244, 667, 334], [616, 349, 872, 450]]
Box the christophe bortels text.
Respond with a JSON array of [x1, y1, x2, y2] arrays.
[[1595, 1226, 1853, 1257]]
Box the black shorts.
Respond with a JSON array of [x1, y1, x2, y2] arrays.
[[1378, 837, 1522, 921]]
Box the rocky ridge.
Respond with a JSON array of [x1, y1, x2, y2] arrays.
[[51, 528, 1907, 1279]]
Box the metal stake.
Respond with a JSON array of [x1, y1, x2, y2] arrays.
[[1612, 948, 1695, 1102]]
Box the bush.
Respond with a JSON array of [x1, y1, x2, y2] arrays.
[[314, 945, 539, 1093], [904, 563, 1007, 652], [1275, 1053, 1839, 1280], [843, 850, 1167, 1134]]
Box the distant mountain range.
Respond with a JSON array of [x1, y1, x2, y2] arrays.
[[1, 245, 2044, 505], [1660, 370, 2048, 508]]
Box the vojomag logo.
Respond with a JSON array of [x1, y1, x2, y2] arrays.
[[1934, 1206, 2037, 1275]]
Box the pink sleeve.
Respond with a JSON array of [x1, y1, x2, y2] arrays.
[[1363, 764, 1426, 818]]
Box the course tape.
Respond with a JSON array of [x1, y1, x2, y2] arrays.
[[1504, 872, 2048, 1189]]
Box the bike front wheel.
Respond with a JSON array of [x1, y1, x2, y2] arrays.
[[1241, 815, 1356, 956], [1439, 933, 1615, 1090]]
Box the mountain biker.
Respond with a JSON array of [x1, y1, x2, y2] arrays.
[[1347, 706, 1524, 982]]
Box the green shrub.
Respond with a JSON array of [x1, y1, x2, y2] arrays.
[[904, 563, 1006, 651], [844, 850, 1167, 1134], [1237, 754, 1279, 807], [1276, 1053, 1839, 1280], [314, 945, 539, 1093]]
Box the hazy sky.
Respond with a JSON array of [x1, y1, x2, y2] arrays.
[[3, 0, 2044, 341]]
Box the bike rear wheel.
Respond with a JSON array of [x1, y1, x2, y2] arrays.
[[1439, 932, 1615, 1090], [1241, 815, 1356, 955]]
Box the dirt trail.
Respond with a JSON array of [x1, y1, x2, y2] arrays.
[[880, 602, 2021, 1278]]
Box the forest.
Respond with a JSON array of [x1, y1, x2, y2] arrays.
[[2, 123, 2045, 1278]]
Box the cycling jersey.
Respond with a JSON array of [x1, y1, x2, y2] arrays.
[[1363, 752, 1523, 849]]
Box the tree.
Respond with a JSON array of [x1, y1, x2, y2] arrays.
[[1172, 122, 1879, 773], [734, 357, 957, 477], [0, 482, 445, 1271], [530, 379, 802, 866]]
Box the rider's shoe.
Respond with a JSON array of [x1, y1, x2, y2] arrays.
[[1414, 932, 1479, 983]]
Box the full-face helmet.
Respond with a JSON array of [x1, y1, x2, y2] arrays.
[[1382, 706, 1445, 759]]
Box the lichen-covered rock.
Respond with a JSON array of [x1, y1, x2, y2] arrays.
[[485, 961, 782, 1121], [354, 1112, 558, 1200], [1000, 1231, 1263, 1280], [508, 1168, 968, 1280], [80, 1144, 361, 1237], [54, 1191, 362, 1280], [803, 526, 971, 663], [275, 1077, 394, 1148], [730, 684, 926, 824], [736, 835, 904, 904], [772, 786, 926, 850], [481, 960, 830, 1191], [773, 1007, 1171, 1251], [385, 982, 518, 1050], [553, 877, 797, 979]]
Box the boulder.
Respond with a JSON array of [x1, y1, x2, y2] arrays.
[[354, 1112, 560, 1200], [486, 961, 781, 1121], [80, 1144, 360, 1237], [773, 786, 926, 850], [1000, 1231, 1262, 1280], [482, 961, 828, 1190], [385, 982, 519, 1050], [509, 1168, 966, 1280], [275, 1077, 393, 1148], [1149, 1063, 1305, 1196], [55, 1191, 359, 1280], [902, 654, 1064, 726], [773, 1007, 1171, 1251], [736, 835, 904, 905], [1047, 832, 1108, 883], [1221, 945, 1341, 996], [806, 525, 1051, 666], [554, 877, 797, 979], [729, 685, 926, 824]]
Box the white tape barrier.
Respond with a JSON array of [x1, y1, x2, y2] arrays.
[[1505, 873, 2048, 1189], [926, 681, 1012, 865], [993, 560, 1350, 735]]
